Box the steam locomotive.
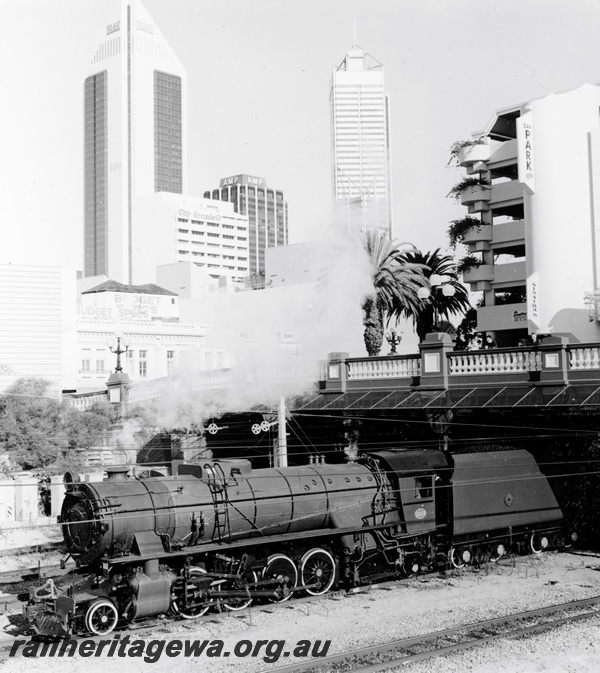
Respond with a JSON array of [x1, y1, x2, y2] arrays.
[[25, 448, 571, 638]]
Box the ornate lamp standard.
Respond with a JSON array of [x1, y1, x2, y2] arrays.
[[107, 334, 130, 373], [417, 274, 456, 332], [105, 333, 131, 411], [385, 330, 402, 354]]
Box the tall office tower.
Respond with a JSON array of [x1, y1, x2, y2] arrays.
[[203, 174, 288, 287], [84, 0, 186, 284], [330, 42, 392, 238]]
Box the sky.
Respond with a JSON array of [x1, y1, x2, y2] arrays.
[[2, 0, 600, 271]]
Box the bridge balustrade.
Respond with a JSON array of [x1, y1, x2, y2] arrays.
[[321, 336, 600, 395], [347, 355, 421, 380], [568, 345, 600, 370], [448, 349, 542, 375]]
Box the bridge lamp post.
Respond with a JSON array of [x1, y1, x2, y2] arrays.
[[107, 334, 131, 373], [105, 333, 131, 411], [385, 330, 402, 354], [417, 274, 456, 332]]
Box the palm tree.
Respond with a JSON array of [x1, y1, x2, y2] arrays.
[[396, 248, 471, 342], [362, 231, 428, 356]]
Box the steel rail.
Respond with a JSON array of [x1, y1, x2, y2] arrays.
[[263, 595, 600, 673]]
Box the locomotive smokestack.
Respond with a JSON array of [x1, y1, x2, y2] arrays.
[[106, 466, 129, 481]]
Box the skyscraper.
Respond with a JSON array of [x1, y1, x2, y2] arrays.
[[330, 43, 392, 237], [203, 174, 288, 288], [84, 0, 186, 284]]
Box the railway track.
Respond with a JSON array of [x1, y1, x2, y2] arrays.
[[265, 595, 600, 673], [2, 591, 599, 667]]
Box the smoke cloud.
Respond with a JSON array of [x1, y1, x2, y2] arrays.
[[129, 231, 375, 433]]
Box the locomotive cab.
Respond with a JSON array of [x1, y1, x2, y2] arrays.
[[366, 449, 451, 535]]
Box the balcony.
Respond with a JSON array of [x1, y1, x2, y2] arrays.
[[489, 180, 523, 208], [460, 184, 491, 213], [488, 139, 518, 167], [493, 219, 525, 246], [462, 263, 494, 285], [459, 142, 490, 167], [492, 261, 526, 286], [460, 184, 491, 206], [463, 224, 492, 245]]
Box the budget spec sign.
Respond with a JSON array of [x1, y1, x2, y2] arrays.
[[77, 294, 173, 322]]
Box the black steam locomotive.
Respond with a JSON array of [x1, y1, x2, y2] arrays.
[[25, 448, 571, 638]]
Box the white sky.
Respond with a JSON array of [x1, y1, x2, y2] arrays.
[[2, 0, 600, 271]]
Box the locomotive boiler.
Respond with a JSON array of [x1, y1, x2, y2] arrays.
[[25, 448, 571, 638]]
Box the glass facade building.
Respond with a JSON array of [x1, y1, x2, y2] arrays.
[[83, 0, 187, 284], [154, 70, 183, 194], [203, 175, 288, 286], [84, 71, 108, 277], [330, 45, 392, 237]]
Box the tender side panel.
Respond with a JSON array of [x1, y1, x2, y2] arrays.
[[451, 450, 563, 537]]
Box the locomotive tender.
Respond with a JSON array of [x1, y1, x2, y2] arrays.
[[26, 448, 569, 638]]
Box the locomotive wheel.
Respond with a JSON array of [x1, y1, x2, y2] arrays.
[[263, 554, 298, 603], [405, 559, 421, 575], [300, 548, 336, 596], [221, 571, 259, 611], [174, 567, 215, 619], [491, 543, 507, 561], [449, 546, 471, 569], [530, 533, 549, 555], [84, 598, 119, 636]]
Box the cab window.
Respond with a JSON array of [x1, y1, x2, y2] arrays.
[[414, 476, 433, 499]]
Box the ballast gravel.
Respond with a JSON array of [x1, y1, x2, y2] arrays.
[[2, 552, 600, 672]]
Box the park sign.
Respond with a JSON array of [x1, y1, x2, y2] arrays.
[[517, 110, 535, 194]]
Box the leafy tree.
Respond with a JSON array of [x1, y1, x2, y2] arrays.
[[63, 401, 118, 450], [0, 378, 118, 472], [0, 378, 65, 470], [58, 401, 119, 472], [362, 231, 428, 356], [396, 249, 472, 342]]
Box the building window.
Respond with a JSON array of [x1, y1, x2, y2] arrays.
[[167, 350, 174, 374], [154, 71, 182, 193], [139, 350, 147, 378], [81, 359, 91, 372], [96, 360, 105, 373]]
